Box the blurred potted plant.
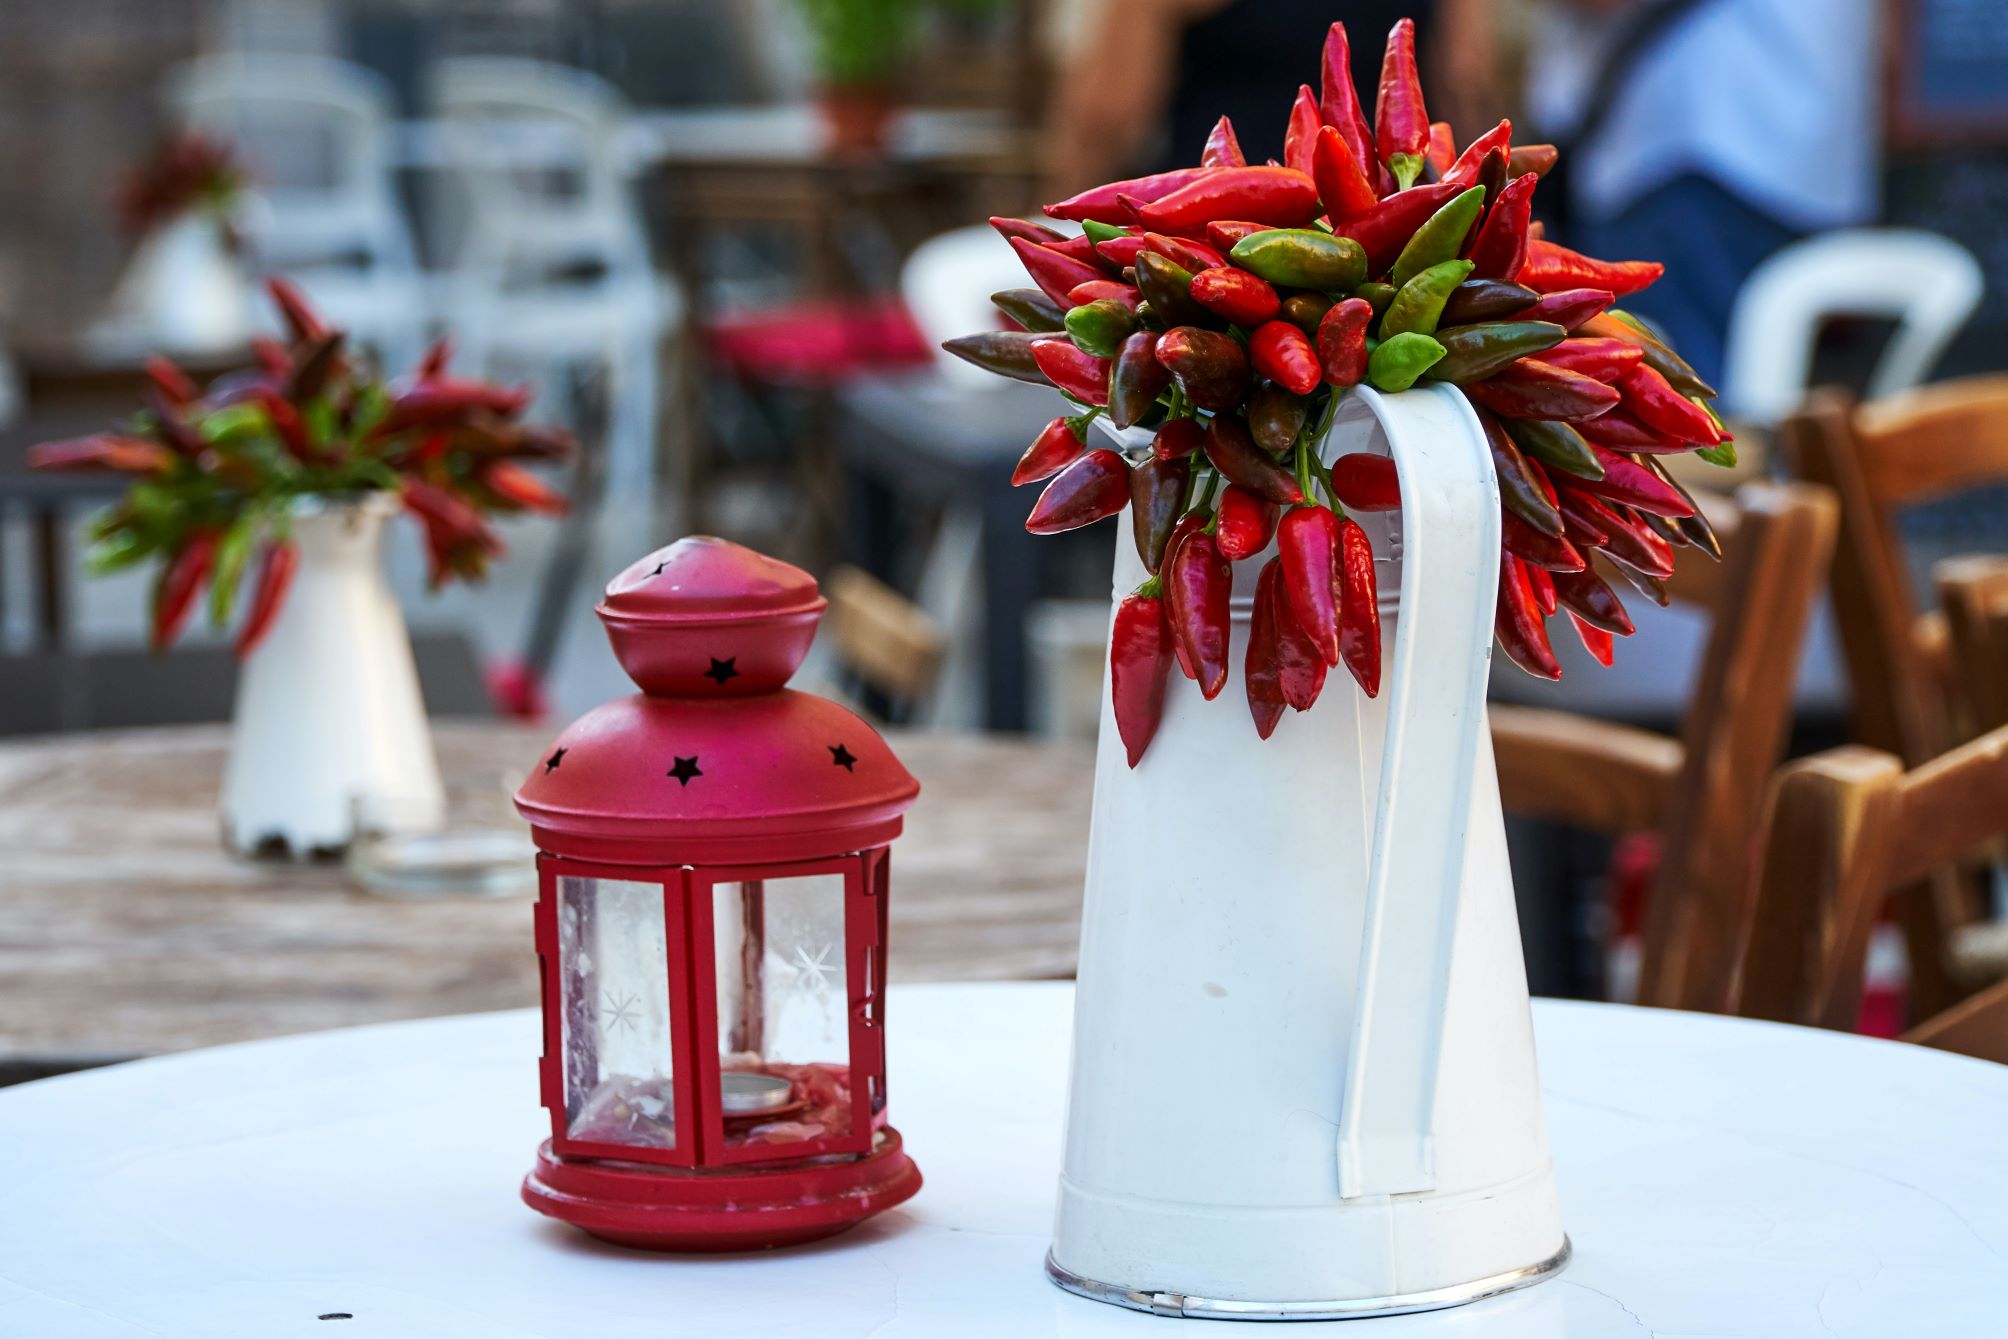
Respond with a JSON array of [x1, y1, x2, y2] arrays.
[[105, 131, 254, 354], [795, 0, 996, 153], [31, 278, 573, 860]]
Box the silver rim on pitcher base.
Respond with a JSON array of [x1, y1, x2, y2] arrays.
[[1044, 1237, 1571, 1322]]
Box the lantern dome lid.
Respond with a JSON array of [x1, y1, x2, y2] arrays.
[[517, 538, 918, 864]]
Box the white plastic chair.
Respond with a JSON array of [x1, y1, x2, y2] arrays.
[[428, 58, 680, 517], [168, 55, 423, 371], [1722, 228, 1983, 427]]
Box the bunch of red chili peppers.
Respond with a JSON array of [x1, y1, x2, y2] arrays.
[[946, 16, 1731, 767], [30, 278, 572, 655]]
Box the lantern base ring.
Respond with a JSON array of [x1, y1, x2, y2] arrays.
[[1044, 1237, 1571, 1321], [522, 1130, 921, 1253]]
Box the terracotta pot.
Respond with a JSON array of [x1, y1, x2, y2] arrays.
[[816, 84, 899, 156]]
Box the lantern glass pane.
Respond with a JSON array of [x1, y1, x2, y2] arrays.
[[557, 875, 678, 1150], [712, 874, 853, 1150]]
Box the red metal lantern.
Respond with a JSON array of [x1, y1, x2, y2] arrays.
[[514, 536, 922, 1251]]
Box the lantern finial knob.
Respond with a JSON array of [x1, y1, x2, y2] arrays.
[[595, 536, 826, 696]]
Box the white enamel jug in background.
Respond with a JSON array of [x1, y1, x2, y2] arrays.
[[1049, 384, 1568, 1319], [221, 496, 442, 858]]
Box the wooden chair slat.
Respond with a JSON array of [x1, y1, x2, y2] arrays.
[[1850, 373, 2008, 505], [1490, 707, 1681, 833], [1902, 975, 2008, 1065]]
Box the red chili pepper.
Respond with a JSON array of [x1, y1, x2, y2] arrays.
[[1503, 511, 1587, 572], [1576, 407, 1687, 453], [1109, 330, 1170, 430], [1424, 121, 1456, 179], [1568, 610, 1616, 666], [145, 355, 199, 406], [1248, 320, 1321, 396], [1215, 484, 1281, 560], [1154, 417, 1205, 461], [1508, 144, 1559, 178], [417, 337, 454, 379], [1443, 119, 1513, 188], [1204, 414, 1304, 505], [1284, 85, 1321, 179], [1246, 561, 1290, 739], [1375, 19, 1429, 173], [485, 460, 568, 514], [1565, 446, 1696, 518], [253, 387, 318, 460], [1526, 563, 1558, 616], [1511, 288, 1616, 332], [1067, 279, 1142, 310], [1130, 455, 1191, 572], [1539, 337, 1642, 384], [1144, 232, 1226, 271], [1026, 448, 1129, 533], [1029, 339, 1113, 406], [989, 215, 1067, 247], [1008, 236, 1104, 306], [1495, 554, 1561, 680], [1205, 219, 1270, 251], [1190, 267, 1281, 325], [1518, 240, 1664, 297], [1551, 567, 1635, 636], [1277, 505, 1341, 665], [1618, 363, 1722, 443], [152, 530, 218, 651], [1312, 125, 1379, 223], [1319, 22, 1387, 197], [265, 275, 327, 343], [1465, 173, 1537, 281], [378, 378, 533, 433], [1155, 326, 1250, 411], [1165, 528, 1232, 699], [1046, 232, 1118, 273], [234, 538, 299, 659], [1093, 234, 1148, 268], [1201, 115, 1246, 168], [1460, 359, 1622, 422], [1329, 453, 1400, 511], [27, 434, 173, 474], [1335, 516, 1381, 696], [251, 336, 292, 379], [1335, 180, 1462, 276], [1557, 488, 1676, 578], [1316, 297, 1374, 388], [1132, 166, 1320, 231], [1112, 589, 1176, 765], [1044, 166, 1219, 224]]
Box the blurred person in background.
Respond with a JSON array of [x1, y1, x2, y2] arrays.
[[1525, 0, 1881, 387], [1044, 0, 1498, 199]]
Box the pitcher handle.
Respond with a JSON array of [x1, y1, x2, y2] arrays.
[[1334, 384, 1502, 1199]]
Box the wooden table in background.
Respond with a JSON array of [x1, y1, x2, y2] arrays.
[[0, 722, 1091, 1073]]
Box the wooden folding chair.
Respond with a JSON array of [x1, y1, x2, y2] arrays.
[[1733, 725, 2008, 1064], [1492, 481, 1838, 1013], [1778, 376, 2008, 1011], [822, 565, 948, 725]]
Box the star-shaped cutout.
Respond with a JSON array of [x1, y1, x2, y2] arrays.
[[829, 744, 858, 772], [668, 755, 703, 786], [704, 657, 739, 686], [544, 747, 567, 774]]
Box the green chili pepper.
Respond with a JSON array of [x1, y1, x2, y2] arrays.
[[992, 287, 1067, 333], [1366, 332, 1445, 392], [1228, 229, 1366, 292], [1426, 320, 1567, 383], [207, 510, 261, 627], [1380, 259, 1474, 339], [1502, 416, 1605, 480], [1353, 281, 1397, 319], [1082, 220, 1128, 246], [1389, 185, 1486, 289], [1279, 292, 1334, 336], [1065, 298, 1140, 358]]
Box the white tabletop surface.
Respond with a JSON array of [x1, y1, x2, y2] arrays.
[[1, 984, 2004, 1338]]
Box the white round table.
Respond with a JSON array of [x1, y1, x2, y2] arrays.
[[2, 984, 2004, 1337]]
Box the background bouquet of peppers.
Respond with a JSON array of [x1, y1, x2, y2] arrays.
[[115, 131, 249, 238], [945, 16, 1730, 768], [29, 278, 572, 655]]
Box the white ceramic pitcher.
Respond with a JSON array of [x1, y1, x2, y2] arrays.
[[220, 496, 442, 858], [1048, 383, 1568, 1320]]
